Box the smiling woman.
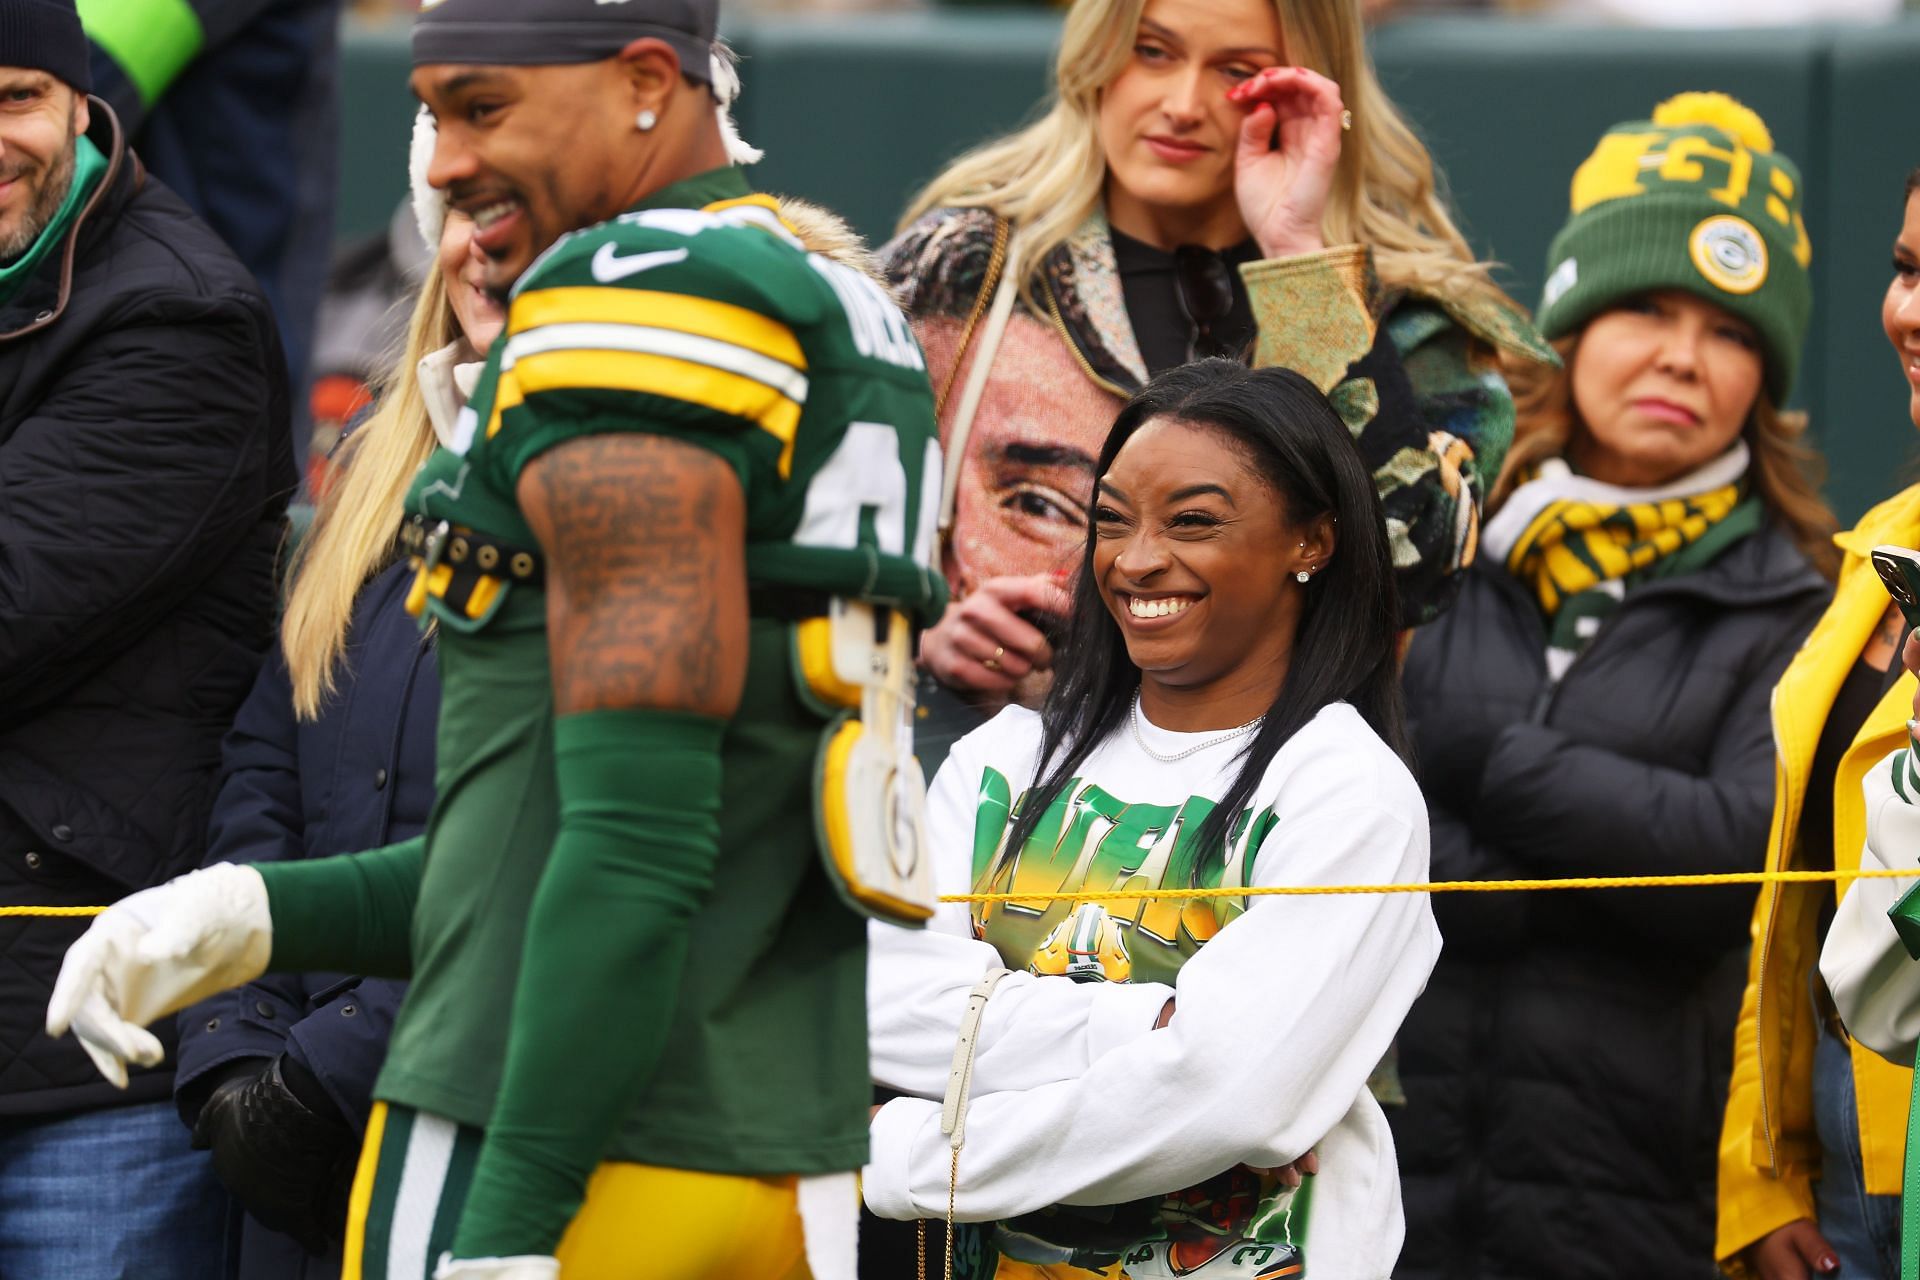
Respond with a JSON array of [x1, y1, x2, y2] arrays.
[[865, 361, 1439, 1280], [1718, 170, 1920, 1280]]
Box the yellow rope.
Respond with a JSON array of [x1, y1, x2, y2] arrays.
[[9, 867, 1916, 920], [938, 865, 1920, 906]]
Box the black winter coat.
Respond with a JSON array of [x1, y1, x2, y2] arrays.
[[1390, 522, 1830, 1280], [0, 102, 293, 1115], [175, 561, 436, 1278]]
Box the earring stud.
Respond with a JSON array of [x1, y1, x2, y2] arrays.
[[1296, 569, 1312, 584], [636, 110, 658, 132]]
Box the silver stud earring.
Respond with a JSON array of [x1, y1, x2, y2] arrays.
[[636, 110, 658, 132], [1295, 569, 1312, 584]]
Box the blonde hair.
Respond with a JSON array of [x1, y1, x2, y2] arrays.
[[902, 0, 1506, 312], [1492, 334, 1840, 580], [282, 268, 455, 719]]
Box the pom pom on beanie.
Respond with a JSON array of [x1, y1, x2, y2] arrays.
[[1536, 91, 1811, 401]]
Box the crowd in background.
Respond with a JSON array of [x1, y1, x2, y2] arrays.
[[336, 0, 1920, 34], [7, 0, 1920, 1275]]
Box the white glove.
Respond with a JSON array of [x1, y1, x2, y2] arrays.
[[432, 1254, 560, 1280], [45, 862, 273, 1087]]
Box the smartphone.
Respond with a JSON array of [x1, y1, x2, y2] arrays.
[[1871, 544, 1920, 631]]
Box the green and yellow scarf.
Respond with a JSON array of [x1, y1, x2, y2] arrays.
[[1482, 444, 1759, 678]]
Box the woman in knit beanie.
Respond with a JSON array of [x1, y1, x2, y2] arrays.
[[1389, 93, 1839, 1280]]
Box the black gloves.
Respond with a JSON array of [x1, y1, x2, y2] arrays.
[[189, 1055, 358, 1255]]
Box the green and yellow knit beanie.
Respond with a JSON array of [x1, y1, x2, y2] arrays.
[[1536, 92, 1812, 401]]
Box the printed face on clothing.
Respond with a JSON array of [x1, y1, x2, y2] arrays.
[[439, 209, 506, 353], [1097, 0, 1284, 244], [1885, 189, 1920, 430], [1093, 415, 1320, 694], [924, 312, 1113, 598], [0, 72, 85, 263], [412, 47, 681, 297], [1567, 289, 1764, 489]]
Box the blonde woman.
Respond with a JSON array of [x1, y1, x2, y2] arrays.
[[883, 0, 1553, 763], [164, 164, 503, 1275]]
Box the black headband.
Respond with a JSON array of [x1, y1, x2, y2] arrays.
[[412, 0, 715, 83]]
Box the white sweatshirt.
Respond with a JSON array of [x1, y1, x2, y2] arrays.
[[1821, 741, 1920, 1067], [865, 701, 1440, 1280]]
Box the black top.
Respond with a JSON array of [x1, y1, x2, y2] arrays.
[[1110, 228, 1259, 376], [1801, 656, 1894, 876]]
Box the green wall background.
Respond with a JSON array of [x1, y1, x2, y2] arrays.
[[336, 15, 1920, 523]]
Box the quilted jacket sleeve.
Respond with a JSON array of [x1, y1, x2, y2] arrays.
[[1241, 247, 1555, 627], [0, 300, 283, 716]]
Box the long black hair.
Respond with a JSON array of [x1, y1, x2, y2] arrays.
[[1002, 359, 1407, 867]]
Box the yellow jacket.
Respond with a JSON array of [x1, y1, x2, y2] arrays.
[[1716, 486, 1920, 1272]]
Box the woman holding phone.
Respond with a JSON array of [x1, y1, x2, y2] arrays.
[[1720, 167, 1920, 1280], [880, 0, 1552, 765]]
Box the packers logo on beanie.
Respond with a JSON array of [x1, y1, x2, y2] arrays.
[[1536, 92, 1811, 401]]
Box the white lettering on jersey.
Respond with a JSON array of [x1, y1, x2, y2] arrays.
[[808, 257, 925, 372], [796, 422, 908, 555], [796, 421, 941, 571], [589, 244, 688, 282]]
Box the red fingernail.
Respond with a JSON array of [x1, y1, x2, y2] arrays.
[[1819, 1256, 1840, 1273]]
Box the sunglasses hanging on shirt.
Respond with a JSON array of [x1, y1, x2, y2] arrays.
[[1172, 245, 1239, 362]]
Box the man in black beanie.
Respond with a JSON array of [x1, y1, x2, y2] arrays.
[[0, 0, 295, 1272]]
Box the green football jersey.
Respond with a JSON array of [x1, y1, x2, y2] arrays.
[[379, 167, 943, 1174]]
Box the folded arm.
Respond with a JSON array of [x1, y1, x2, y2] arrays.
[[869, 744, 1174, 1099], [863, 805, 1438, 1221]]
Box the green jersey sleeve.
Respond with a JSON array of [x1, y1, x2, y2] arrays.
[[480, 215, 823, 500]]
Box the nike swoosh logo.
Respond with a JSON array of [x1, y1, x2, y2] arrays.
[[590, 244, 689, 282]]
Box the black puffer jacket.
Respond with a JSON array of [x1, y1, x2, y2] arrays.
[[0, 101, 293, 1115], [1391, 521, 1829, 1280]]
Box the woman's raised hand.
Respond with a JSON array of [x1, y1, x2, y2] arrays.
[[1230, 66, 1347, 261], [918, 574, 1073, 697]]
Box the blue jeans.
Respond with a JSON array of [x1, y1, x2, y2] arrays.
[[0, 1098, 233, 1279], [1813, 1025, 1903, 1278]]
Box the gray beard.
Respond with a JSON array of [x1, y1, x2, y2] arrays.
[[0, 142, 78, 266]]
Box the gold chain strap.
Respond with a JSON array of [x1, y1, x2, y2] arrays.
[[933, 215, 1010, 421], [913, 967, 1010, 1280], [947, 1146, 961, 1280]]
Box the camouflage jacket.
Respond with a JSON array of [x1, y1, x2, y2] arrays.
[[882, 206, 1557, 628]]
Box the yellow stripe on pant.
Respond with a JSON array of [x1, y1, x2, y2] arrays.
[[343, 1101, 813, 1279]]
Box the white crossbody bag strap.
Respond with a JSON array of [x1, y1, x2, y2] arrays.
[[917, 965, 1012, 1280]]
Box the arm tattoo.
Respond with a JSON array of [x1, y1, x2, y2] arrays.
[[518, 434, 750, 717]]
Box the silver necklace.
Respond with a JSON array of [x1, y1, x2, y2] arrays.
[[1129, 692, 1265, 762]]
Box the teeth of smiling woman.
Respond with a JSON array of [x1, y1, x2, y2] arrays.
[[1127, 596, 1193, 619]]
